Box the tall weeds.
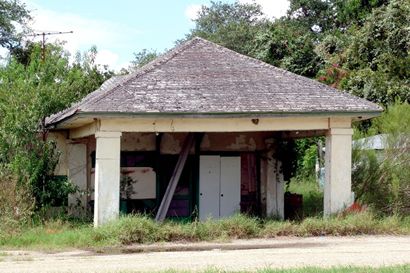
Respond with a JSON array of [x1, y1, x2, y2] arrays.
[[1, 212, 408, 249], [353, 102, 410, 215]]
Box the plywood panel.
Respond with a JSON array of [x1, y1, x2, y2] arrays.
[[67, 143, 87, 209], [90, 167, 156, 200], [121, 167, 156, 199], [220, 157, 241, 217], [199, 155, 220, 220]]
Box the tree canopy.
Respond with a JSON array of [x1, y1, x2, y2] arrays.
[[0, 42, 112, 209], [185, 0, 409, 106], [0, 0, 30, 49]]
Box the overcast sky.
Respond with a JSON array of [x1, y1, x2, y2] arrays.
[[24, 0, 289, 71]]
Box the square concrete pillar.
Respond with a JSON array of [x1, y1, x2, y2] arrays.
[[324, 128, 354, 216], [264, 139, 285, 219], [94, 131, 122, 227]]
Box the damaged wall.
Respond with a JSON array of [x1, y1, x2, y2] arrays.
[[51, 131, 285, 217], [86, 132, 274, 154]]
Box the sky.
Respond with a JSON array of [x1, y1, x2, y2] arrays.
[[23, 0, 289, 71]]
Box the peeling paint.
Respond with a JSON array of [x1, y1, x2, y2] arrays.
[[201, 134, 211, 149], [227, 135, 257, 151], [121, 132, 155, 151], [161, 133, 182, 154]]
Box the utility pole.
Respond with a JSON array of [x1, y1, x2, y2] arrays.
[[29, 31, 73, 61], [27, 31, 73, 141]]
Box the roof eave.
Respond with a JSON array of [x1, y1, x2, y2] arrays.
[[47, 110, 382, 129]]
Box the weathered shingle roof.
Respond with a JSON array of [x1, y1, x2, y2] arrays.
[[46, 37, 382, 126]]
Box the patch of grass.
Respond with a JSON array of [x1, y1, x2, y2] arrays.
[[263, 211, 409, 237], [94, 214, 261, 245], [0, 220, 98, 250], [0, 212, 409, 250], [194, 214, 261, 241], [288, 176, 323, 217]]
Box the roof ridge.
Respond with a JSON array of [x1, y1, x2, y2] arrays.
[[84, 38, 202, 109]]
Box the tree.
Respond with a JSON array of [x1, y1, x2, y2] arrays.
[[185, 1, 268, 55], [313, 0, 409, 105], [334, 0, 389, 28], [252, 19, 323, 77], [186, 1, 322, 77], [130, 49, 158, 69], [341, 0, 410, 105], [287, 0, 334, 32], [0, 42, 113, 210], [287, 0, 389, 33], [0, 0, 31, 50]]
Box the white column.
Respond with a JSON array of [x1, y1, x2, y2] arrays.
[[94, 131, 122, 227], [265, 139, 285, 219], [324, 128, 353, 216]]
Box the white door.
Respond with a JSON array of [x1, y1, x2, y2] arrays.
[[220, 157, 241, 217], [199, 155, 241, 220], [199, 156, 220, 220]]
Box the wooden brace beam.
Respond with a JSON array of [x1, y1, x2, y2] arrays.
[[155, 133, 196, 222]]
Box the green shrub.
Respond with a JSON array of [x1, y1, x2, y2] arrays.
[[0, 168, 34, 235], [353, 102, 410, 215], [0, 43, 112, 225]]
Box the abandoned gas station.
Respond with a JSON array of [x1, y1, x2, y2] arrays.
[[46, 37, 381, 226]]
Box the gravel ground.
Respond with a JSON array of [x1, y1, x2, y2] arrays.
[[1, 236, 409, 273]]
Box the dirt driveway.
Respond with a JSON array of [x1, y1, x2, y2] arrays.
[[1, 236, 409, 273]]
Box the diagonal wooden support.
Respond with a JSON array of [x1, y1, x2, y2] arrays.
[[155, 133, 195, 222]]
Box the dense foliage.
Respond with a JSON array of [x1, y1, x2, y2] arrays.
[[0, 42, 112, 218], [0, 0, 30, 49], [184, 0, 409, 105], [130, 49, 158, 68], [352, 103, 410, 215]]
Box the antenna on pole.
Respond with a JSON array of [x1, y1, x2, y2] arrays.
[[28, 31, 74, 61]]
